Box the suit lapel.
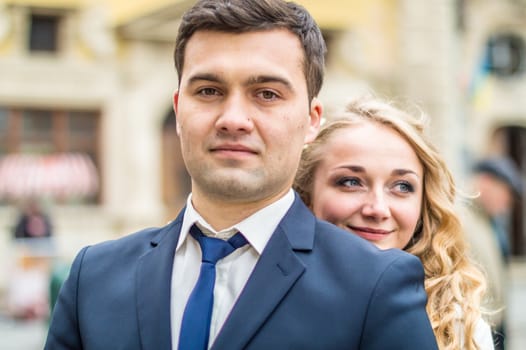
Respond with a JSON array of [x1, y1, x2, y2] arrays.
[[136, 211, 185, 350], [211, 195, 315, 349]]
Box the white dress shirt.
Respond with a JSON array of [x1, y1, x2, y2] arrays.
[[170, 190, 294, 349]]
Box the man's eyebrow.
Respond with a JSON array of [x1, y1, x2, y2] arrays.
[[246, 75, 294, 91], [186, 73, 295, 92], [187, 73, 224, 85]]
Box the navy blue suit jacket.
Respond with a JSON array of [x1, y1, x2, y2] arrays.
[[45, 194, 438, 349]]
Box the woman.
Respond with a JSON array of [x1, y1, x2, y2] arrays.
[[294, 97, 493, 350]]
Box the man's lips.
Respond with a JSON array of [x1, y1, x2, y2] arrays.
[[210, 144, 258, 156]]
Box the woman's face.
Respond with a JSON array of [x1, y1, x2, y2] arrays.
[[310, 122, 424, 250]]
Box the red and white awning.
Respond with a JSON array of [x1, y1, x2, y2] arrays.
[[0, 153, 99, 200]]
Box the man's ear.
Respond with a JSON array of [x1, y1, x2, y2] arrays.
[[173, 91, 181, 135], [305, 97, 322, 143]]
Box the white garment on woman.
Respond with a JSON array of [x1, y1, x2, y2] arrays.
[[474, 317, 495, 350], [456, 303, 494, 350]]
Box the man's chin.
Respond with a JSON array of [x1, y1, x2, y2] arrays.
[[200, 172, 263, 198]]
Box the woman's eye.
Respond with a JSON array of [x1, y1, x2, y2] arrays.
[[395, 181, 414, 193], [337, 177, 361, 188]]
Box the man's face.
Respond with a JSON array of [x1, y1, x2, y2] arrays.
[[475, 173, 514, 216], [174, 29, 321, 206]]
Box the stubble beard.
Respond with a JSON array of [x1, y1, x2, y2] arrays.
[[192, 166, 286, 204]]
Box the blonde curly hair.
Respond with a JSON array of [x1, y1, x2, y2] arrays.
[[294, 96, 488, 350]]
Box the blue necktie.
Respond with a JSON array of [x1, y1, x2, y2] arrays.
[[178, 224, 248, 350]]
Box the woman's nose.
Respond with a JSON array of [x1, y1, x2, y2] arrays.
[[361, 190, 390, 220]]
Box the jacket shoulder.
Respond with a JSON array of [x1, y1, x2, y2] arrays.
[[79, 219, 179, 263]]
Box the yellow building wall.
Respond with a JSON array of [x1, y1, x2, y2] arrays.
[[4, 0, 81, 8], [4, 0, 397, 32], [298, 0, 395, 30]]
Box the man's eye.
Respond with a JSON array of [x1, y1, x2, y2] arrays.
[[198, 88, 219, 96], [258, 90, 278, 100]]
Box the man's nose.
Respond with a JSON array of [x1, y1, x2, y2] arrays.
[[215, 94, 254, 134]]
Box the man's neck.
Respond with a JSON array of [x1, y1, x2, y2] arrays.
[[191, 189, 290, 231]]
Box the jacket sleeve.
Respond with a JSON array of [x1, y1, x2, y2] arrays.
[[360, 252, 438, 349], [44, 246, 89, 350]]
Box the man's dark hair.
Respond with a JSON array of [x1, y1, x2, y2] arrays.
[[174, 0, 326, 101]]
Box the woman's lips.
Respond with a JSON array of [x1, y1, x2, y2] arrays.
[[347, 226, 393, 241]]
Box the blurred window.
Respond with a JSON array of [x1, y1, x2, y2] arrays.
[[0, 107, 101, 204], [21, 110, 54, 153], [487, 33, 525, 77], [29, 13, 61, 52], [162, 110, 191, 218], [67, 111, 99, 164]]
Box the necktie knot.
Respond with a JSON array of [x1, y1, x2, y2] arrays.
[[190, 224, 248, 264]]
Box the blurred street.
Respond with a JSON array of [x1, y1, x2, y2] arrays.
[[0, 316, 46, 350], [0, 259, 525, 350]]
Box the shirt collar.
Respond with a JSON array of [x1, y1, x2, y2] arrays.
[[178, 190, 294, 254]]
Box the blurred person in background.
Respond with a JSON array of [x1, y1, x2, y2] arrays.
[[471, 157, 523, 263], [294, 96, 494, 350], [8, 198, 54, 320], [13, 197, 53, 239], [464, 156, 524, 350]]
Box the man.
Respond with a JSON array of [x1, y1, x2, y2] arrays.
[[473, 156, 523, 262], [465, 156, 523, 350], [45, 1, 438, 349], [13, 198, 53, 239]]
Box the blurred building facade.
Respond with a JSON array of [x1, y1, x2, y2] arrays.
[[0, 0, 525, 295]]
